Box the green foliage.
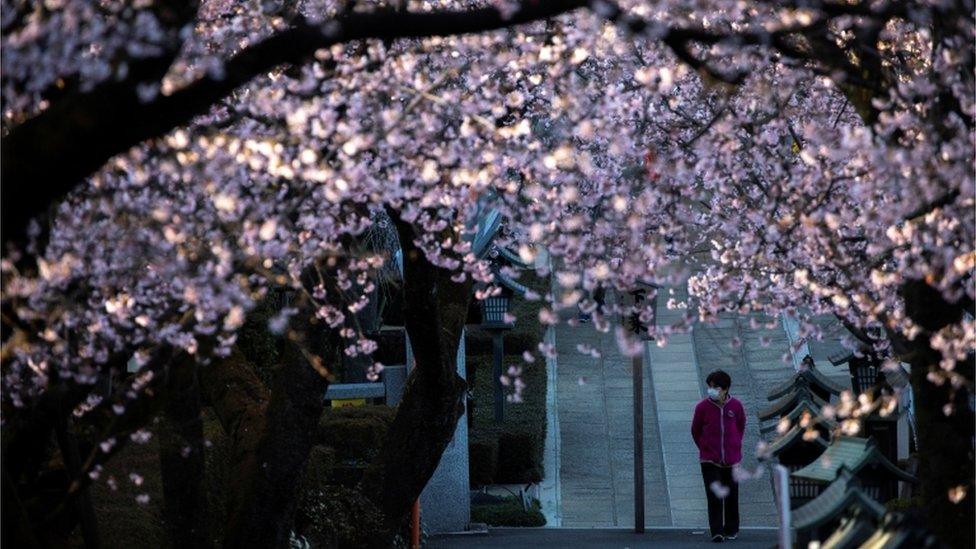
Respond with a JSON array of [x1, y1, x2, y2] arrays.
[[316, 405, 395, 463], [84, 406, 391, 548], [296, 485, 389, 549], [496, 431, 544, 483], [468, 437, 499, 487], [471, 495, 546, 527], [202, 411, 231, 544], [299, 407, 396, 548], [302, 445, 338, 492], [466, 272, 549, 486], [83, 430, 169, 548], [466, 353, 547, 484]]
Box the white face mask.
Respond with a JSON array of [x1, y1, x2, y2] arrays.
[[707, 387, 721, 400]]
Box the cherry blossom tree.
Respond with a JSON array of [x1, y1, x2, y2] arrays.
[[1, 0, 972, 546]]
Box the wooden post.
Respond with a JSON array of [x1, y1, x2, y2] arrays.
[[411, 499, 421, 549], [623, 286, 650, 535]]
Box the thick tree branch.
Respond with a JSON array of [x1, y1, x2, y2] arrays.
[[1, 0, 589, 247]]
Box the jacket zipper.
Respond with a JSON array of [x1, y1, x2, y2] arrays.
[[719, 400, 726, 465]]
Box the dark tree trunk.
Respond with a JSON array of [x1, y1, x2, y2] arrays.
[[222, 336, 330, 549], [1, 465, 42, 548], [363, 218, 473, 534], [158, 357, 209, 548], [900, 279, 974, 549], [53, 416, 100, 549], [201, 333, 332, 549]]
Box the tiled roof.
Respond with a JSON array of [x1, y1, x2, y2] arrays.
[[767, 366, 845, 401], [764, 424, 829, 458], [760, 399, 836, 435], [856, 512, 943, 549], [758, 385, 828, 421], [792, 436, 917, 484], [821, 511, 881, 549], [792, 468, 886, 531]]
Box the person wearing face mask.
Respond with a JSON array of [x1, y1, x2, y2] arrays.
[[691, 370, 746, 543]]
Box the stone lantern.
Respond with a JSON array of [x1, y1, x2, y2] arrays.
[[480, 288, 514, 422]]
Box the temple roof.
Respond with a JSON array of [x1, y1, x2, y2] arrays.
[[758, 384, 828, 422], [792, 468, 886, 531], [764, 424, 830, 458], [792, 436, 917, 484], [760, 399, 836, 435], [821, 511, 882, 549], [856, 513, 943, 549], [767, 365, 845, 401]]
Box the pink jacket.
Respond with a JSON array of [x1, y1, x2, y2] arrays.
[[691, 396, 746, 466]]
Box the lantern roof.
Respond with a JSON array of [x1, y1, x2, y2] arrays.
[[881, 363, 911, 390]]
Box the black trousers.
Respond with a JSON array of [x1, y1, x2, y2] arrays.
[[700, 462, 739, 537]]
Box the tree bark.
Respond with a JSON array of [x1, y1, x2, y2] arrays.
[[53, 415, 100, 549], [223, 335, 330, 549], [363, 218, 473, 534], [0, 0, 590, 248], [158, 356, 209, 548], [900, 279, 974, 549], [201, 330, 333, 549]]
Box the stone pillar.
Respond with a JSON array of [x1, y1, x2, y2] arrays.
[[382, 365, 408, 407], [420, 329, 471, 533]]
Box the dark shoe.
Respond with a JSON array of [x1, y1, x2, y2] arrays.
[[711, 534, 724, 542], [725, 533, 737, 540]]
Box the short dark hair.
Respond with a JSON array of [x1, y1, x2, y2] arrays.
[[706, 370, 731, 390]]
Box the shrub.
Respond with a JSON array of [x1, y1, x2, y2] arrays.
[[496, 431, 544, 484], [468, 436, 499, 487], [316, 406, 395, 462], [296, 485, 389, 549], [471, 495, 546, 527], [236, 292, 284, 386], [301, 445, 337, 491]]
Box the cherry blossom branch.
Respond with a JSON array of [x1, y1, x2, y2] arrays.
[[1, 0, 590, 247]]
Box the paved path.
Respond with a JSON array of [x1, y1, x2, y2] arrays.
[[544, 284, 834, 530], [429, 528, 779, 548], [692, 313, 785, 527], [646, 287, 707, 527], [549, 320, 670, 527]]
